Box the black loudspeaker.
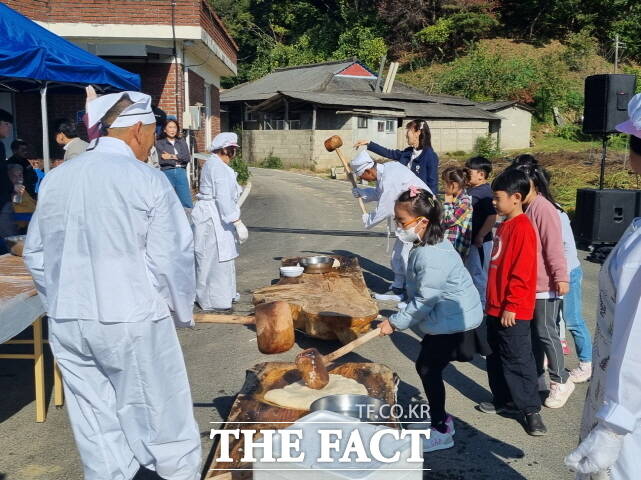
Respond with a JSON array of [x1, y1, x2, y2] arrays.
[[573, 188, 641, 245], [583, 74, 636, 135]]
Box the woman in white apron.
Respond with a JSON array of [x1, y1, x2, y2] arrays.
[[565, 95, 641, 479], [192, 132, 248, 311]]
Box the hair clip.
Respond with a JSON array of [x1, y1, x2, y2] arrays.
[[409, 185, 421, 198]]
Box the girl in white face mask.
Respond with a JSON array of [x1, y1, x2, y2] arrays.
[[379, 186, 490, 452]]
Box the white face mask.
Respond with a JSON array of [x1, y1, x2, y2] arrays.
[[396, 225, 420, 243]]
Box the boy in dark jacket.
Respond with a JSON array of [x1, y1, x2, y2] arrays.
[[478, 168, 546, 437]]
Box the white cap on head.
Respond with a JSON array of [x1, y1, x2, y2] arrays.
[[87, 91, 156, 129], [350, 150, 375, 176], [210, 132, 239, 151], [616, 93, 641, 139]]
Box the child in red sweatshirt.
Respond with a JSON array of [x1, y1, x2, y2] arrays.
[[478, 168, 546, 436]]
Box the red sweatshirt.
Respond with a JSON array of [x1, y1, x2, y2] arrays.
[[486, 213, 538, 320]]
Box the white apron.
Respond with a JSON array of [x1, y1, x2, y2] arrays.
[[192, 154, 243, 309], [577, 218, 641, 480]]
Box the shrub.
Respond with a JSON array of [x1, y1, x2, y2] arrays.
[[473, 135, 503, 159], [230, 155, 250, 185], [260, 155, 283, 169], [554, 123, 591, 141]]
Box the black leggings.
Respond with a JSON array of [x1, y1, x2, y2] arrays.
[[415, 347, 450, 432]]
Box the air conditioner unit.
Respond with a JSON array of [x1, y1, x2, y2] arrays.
[[189, 105, 202, 130]]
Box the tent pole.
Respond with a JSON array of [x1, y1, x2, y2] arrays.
[[41, 84, 50, 172]]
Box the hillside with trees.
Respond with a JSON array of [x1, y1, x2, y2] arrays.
[[214, 0, 641, 209]]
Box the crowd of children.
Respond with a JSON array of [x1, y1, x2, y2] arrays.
[[379, 151, 593, 451]]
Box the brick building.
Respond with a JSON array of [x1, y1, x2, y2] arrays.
[[1, 0, 237, 158]]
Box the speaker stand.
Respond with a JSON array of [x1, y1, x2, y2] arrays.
[[599, 134, 608, 190]]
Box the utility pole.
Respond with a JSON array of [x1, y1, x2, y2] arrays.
[[614, 34, 625, 73]]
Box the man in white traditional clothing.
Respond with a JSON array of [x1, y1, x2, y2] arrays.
[[565, 93, 641, 480], [351, 150, 431, 302], [23, 92, 201, 480], [192, 132, 248, 312]]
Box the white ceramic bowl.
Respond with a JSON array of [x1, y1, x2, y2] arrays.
[[280, 266, 304, 278]]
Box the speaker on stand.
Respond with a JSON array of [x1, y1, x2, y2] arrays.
[[577, 74, 637, 261]]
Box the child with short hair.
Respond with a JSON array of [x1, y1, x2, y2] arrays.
[[464, 156, 497, 307], [478, 168, 546, 436], [441, 166, 473, 259], [379, 186, 490, 452]]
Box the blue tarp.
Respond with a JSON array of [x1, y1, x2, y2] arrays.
[[0, 3, 140, 91]]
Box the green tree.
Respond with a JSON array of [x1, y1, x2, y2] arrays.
[[332, 26, 388, 69]]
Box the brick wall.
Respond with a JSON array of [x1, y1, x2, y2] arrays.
[[210, 85, 220, 139], [7, 0, 238, 62], [199, 0, 238, 63], [3, 0, 48, 21], [45, 0, 199, 26], [118, 62, 183, 119]]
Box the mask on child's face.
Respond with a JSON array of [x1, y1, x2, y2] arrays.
[[396, 226, 419, 243]]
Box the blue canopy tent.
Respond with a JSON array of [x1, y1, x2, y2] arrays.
[[0, 3, 141, 171]]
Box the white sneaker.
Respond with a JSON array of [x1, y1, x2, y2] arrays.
[[374, 291, 403, 302], [422, 427, 454, 452], [233, 292, 241, 303], [569, 362, 592, 383], [544, 380, 575, 408]]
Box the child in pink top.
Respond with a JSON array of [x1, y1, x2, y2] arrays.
[[510, 154, 573, 409]]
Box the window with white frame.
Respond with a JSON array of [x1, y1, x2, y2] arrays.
[[377, 121, 385, 132], [357, 116, 368, 128], [386, 120, 395, 132]]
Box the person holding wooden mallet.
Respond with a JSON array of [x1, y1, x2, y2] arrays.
[[350, 150, 431, 303]]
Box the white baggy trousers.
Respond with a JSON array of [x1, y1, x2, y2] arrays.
[[390, 238, 413, 289], [49, 316, 201, 480], [193, 216, 236, 310]]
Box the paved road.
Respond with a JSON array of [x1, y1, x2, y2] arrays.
[[0, 167, 600, 479]]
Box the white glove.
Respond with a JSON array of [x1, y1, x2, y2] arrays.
[[352, 187, 362, 198], [233, 220, 249, 244], [361, 213, 370, 227], [564, 424, 625, 475]]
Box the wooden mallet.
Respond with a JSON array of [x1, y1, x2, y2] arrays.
[[324, 135, 368, 215], [194, 301, 295, 354], [295, 326, 382, 389]]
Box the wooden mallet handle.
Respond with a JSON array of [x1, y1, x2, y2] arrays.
[[334, 148, 367, 215], [194, 313, 255, 324], [323, 327, 382, 364]]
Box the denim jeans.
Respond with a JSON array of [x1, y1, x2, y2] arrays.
[[563, 266, 592, 362], [162, 167, 193, 208]]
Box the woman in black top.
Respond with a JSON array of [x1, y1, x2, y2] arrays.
[[354, 119, 439, 193], [156, 119, 193, 208]]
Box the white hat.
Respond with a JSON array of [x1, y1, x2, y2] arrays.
[[87, 91, 156, 129], [350, 150, 375, 176], [616, 93, 641, 139], [210, 132, 239, 151]]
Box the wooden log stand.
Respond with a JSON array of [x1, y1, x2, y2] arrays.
[[252, 256, 379, 344], [204, 361, 399, 479]]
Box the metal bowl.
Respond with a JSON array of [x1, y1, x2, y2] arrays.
[[299, 255, 334, 274], [309, 394, 386, 422]]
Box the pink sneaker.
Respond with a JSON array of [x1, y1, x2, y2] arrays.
[[445, 415, 455, 435], [561, 340, 570, 355], [544, 380, 575, 408]]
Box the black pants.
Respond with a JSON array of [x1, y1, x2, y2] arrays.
[[415, 347, 450, 429], [486, 316, 541, 414]]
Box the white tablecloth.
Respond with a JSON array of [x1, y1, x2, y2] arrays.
[[0, 293, 45, 344]]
